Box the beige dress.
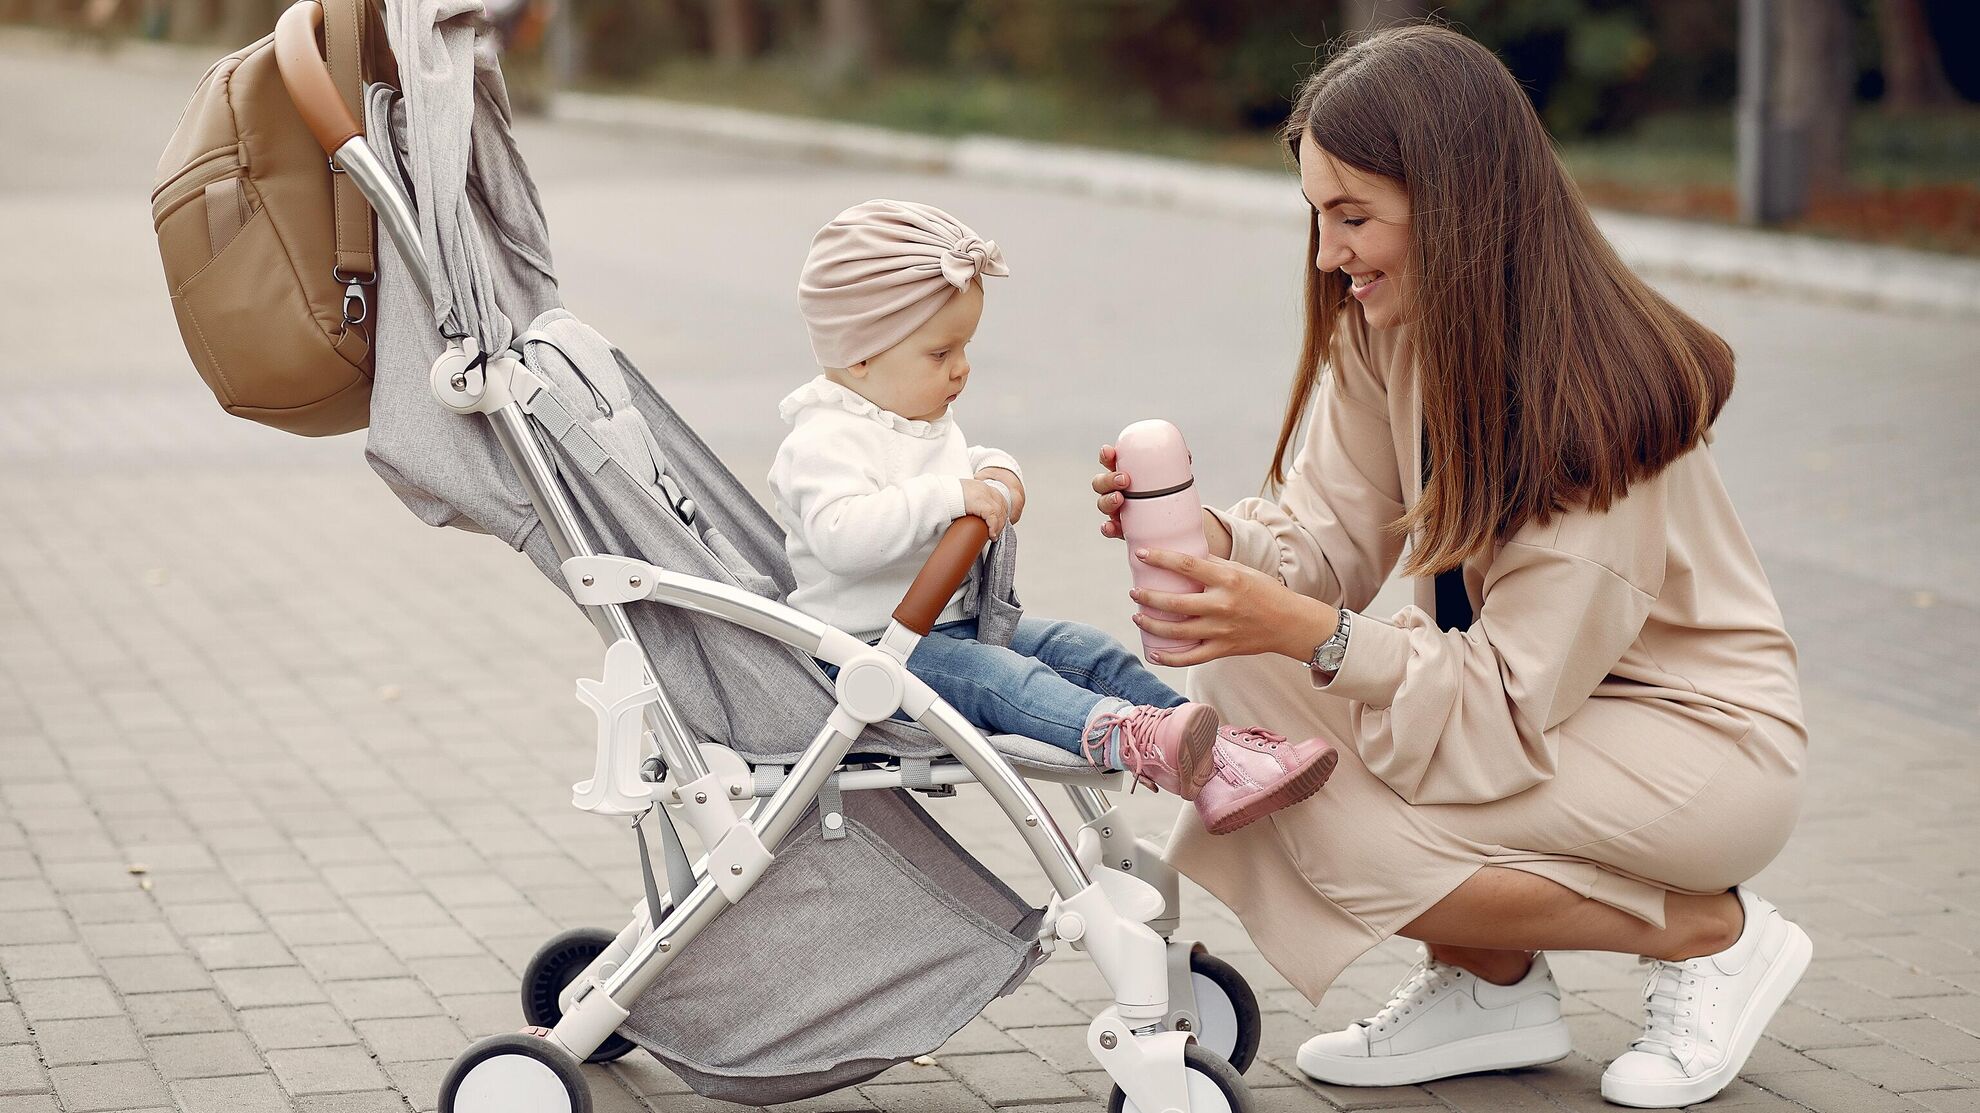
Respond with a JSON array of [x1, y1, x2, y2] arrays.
[[1169, 322, 1807, 1002]]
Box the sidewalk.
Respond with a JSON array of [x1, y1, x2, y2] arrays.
[[552, 92, 1980, 319]]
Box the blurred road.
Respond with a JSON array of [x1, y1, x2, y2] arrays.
[[3, 29, 1978, 1113]]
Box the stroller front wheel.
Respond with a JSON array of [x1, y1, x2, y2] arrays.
[[1186, 951, 1262, 1073], [1106, 1042, 1252, 1113], [522, 927, 639, 1063], [439, 1031, 591, 1113]]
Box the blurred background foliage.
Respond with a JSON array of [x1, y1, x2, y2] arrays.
[[10, 0, 1976, 250]]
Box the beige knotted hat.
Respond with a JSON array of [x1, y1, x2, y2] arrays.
[[799, 199, 1010, 368]]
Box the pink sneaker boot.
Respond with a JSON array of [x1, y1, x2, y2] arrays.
[[1082, 703, 1219, 800], [1195, 727, 1339, 835]]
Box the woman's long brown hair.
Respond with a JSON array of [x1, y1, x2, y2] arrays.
[[1269, 25, 1735, 576]]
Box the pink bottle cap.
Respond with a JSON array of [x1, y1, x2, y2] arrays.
[[1115, 419, 1194, 495]]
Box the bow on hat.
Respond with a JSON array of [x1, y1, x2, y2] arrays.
[[942, 235, 1010, 290]]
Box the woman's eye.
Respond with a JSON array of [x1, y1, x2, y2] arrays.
[[1343, 217, 1367, 228]]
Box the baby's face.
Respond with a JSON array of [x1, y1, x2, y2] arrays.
[[845, 281, 984, 423]]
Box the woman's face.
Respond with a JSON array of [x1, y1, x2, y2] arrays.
[[1299, 132, 1413, 330]]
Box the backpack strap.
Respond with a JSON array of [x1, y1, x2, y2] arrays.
[[321, 0, 375, 284]]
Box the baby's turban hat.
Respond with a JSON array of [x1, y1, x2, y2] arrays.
[[799, 199, 1010, 369]]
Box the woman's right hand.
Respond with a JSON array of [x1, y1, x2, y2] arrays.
[[1092, 444, 1129, 539], [1092, 444, 1236, 558]]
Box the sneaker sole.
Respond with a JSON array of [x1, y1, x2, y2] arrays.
[[1599, 919, 1814, 1109], [1174, 705, 1220, 799], [1200, 746, 1339, 835], [1297, 1019, 1572, 1087]]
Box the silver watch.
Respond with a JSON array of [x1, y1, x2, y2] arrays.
[[1308, 608, 1353, 675]]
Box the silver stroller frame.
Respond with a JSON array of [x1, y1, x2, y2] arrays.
[[275, 5, 1260, 1111]]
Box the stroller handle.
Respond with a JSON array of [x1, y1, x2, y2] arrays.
[[275, 0, 363, 156], [892, 517, 993, 636]]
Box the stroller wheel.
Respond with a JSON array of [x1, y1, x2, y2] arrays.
[[1186, 951, 1262, 1073], [1106, 1042, 1252, 1113], [522, 927, 639, 1063], [439, 1031, 591, 1113]]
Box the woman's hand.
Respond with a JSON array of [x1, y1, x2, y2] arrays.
[[974, 466, 1025, 523], [1091, 444, 1234, 558], [1130, 546, 1339, 667]]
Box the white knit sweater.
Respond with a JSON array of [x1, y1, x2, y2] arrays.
[[770, 376, 1021, 640]]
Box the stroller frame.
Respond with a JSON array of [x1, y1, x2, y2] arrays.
[[275, 6, 1259, 1111]]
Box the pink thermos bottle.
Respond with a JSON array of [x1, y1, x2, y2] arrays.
[[1116, 419, 1208, 657]]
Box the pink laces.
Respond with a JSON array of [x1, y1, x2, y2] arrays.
[[1082, 706, 1177, 793], [1223, 726, 1286, 748]]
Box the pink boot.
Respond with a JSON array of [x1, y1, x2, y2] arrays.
[[1082, 703, 1219, 800], [1195, 726, 1338, 835]]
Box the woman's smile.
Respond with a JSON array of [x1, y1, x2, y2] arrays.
[[1348, 271, 1386, 301]]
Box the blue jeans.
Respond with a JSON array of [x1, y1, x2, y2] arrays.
[[903, 617, 1187, 753]]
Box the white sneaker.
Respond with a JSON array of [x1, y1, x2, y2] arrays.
[[1602, 889, 1814, 1108], [1296, 949, 1572, 1086]]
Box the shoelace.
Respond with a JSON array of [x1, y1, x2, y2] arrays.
[[1357, 956, 1460, 1035], [1630, 956, 1699, 1060], [1081, 706, 1177, 793], [1223, 726, 1286, 748]]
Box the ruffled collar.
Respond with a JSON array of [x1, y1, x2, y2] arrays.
[[778, 375, 952, 439]]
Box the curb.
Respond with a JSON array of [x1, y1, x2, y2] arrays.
[[555, 91, 1980, 318]]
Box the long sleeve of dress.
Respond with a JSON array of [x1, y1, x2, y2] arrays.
[[1319, 492, 1668, 805], [1210, 324, 1407, 612]]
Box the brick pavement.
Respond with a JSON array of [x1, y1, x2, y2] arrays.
[[3, 28, 1979, 1113]]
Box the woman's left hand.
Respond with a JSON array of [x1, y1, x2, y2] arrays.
[[1131, 547, 1338, 667]]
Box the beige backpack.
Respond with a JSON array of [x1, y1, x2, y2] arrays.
[[151, 0, 395, 436]]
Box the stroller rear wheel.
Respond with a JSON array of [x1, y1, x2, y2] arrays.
[[522, 927, 638, 1063], [1106, 1042, 1252, 1113], [1186, 951, 1262, 1073], [439, 1031, 591, 1113]]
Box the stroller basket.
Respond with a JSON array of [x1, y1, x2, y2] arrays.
[[625, 789, 1042, 1103]]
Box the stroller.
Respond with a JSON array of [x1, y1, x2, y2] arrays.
[[275, 4, 1265, 1111]]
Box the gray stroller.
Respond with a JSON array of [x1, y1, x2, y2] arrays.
[[275, 4, 1265, 1110]]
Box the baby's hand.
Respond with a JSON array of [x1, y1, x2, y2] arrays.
[[961, 479, 1011, 537]]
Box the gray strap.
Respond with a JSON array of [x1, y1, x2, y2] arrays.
[[653, 800, 694, 909], [631, 811, 667, 924], [818, 773, 845, 841], [522, 387, 611, 475], [752, 764, 786, 797], [899, 758, 935, 790]]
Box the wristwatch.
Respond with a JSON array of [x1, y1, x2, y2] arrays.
[[1308, 608, 1354, 677]]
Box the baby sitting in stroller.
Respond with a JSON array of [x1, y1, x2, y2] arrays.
[[770, 199, 1335, 833]]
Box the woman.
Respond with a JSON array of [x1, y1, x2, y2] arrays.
[[1092, 26, 1808, 1110]]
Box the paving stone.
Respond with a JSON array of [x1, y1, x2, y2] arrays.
[[1865, 1018, 1980, 1065], [353, 1017, 469, 1064], [126, 991, 236, 1037], [164, 903, 267, 937], [30, 1016, 145, 1067], [213, 965, 329, 1009], [48, 1061, 172, 1112], [0, 912, 75, 946], [170, 1073, 291, 1113], [328, 979, 443, 1023], [141, 1031, 262, 1082], [97, 954, 212, 996], [1751, 1069, 1931, 1111], [0, 944, 97, 981], [0, 1004, 28, 1044], [860, 1080, 993, 1113], [0, 1045, 47, 1095], [238, 1004, 362, 1052], [76, 921, 180, 959], [191, 932, 296, 971], [13, 977, 120, 1022], [941, 1052, 1086, 1104], [269, 1044, 392, 1094]]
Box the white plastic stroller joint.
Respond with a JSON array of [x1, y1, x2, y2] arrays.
[[276, 4, 1264, 1111]]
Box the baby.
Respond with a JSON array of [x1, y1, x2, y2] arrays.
[[771, 199, 1331, 831]]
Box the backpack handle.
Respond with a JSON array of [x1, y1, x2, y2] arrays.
[[275, 1, 363, 156]]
